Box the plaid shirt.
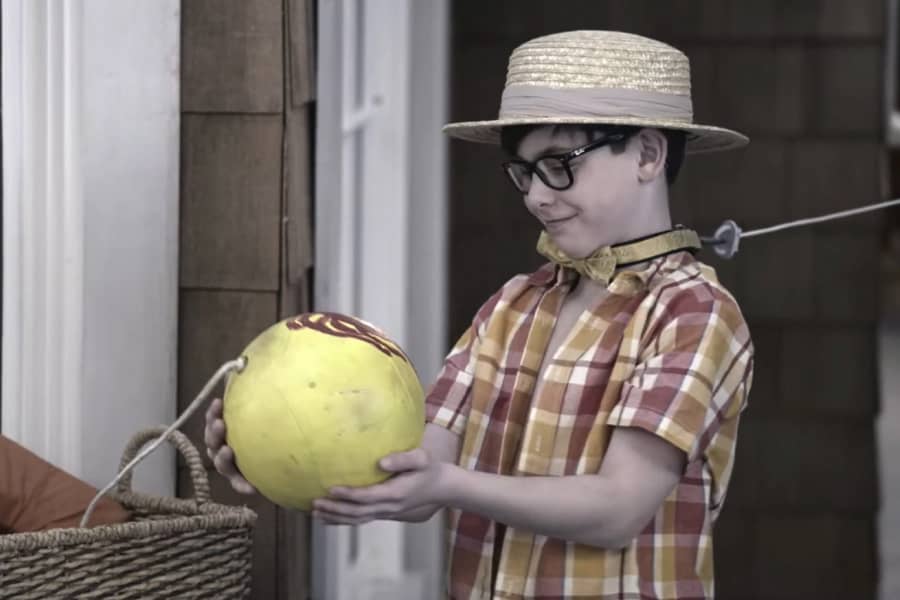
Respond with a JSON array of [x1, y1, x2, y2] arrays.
[[426, 251, 754, 599]]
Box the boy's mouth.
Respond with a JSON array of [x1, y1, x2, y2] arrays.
[[544, 215, 576, 228]]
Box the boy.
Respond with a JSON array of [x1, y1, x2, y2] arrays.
[[206, 31, 753, 599]]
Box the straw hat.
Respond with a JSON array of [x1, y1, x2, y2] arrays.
[[443, 30, 748, 153]]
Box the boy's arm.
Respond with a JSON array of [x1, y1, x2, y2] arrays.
[[317, 425, 683, 548], [423, 422, 463, 465], [440, 426, 683, 548]]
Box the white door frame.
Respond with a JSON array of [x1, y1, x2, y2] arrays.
[[313, 0, 449, 597], [1, 0, 180, 495]]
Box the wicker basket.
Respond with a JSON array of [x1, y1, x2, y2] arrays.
[[0, 427, 257, 599]]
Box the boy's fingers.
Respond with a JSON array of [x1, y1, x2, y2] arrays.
[[203, 398, 256, 497], [204, 419, 226, 451], [212, 447, 256, 494], [231, 477, 257, 495], [205, 397, 223, 423], [380, 448, 427, 472], [213, 445, 240, 478]]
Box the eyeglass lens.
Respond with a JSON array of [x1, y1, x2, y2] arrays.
[[505, 157, 570, 193]]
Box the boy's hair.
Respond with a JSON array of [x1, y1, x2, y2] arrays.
[[500, 124, 687, 186]]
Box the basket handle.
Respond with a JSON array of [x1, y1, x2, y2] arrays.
[[79, 357, 246, 528], [117, 426, 211, 504]]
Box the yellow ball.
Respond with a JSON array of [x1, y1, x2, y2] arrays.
[[222, 312, 425, 511]]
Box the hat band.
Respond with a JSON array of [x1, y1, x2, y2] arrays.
[[499, 85, 693, 124]]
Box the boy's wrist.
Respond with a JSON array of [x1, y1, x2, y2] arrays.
[[433, 460, 462, 508]]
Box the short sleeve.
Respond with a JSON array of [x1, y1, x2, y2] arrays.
[[607, 287, 753, 463], [424, 286, 506, 436], [424, 328, 477, 436]]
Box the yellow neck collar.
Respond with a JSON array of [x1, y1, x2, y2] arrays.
[[536, 228, 701, 285]]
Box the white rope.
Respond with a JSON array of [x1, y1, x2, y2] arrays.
[[702, 198, 900, 258], [742, 198, 900, 238], [79, 356, 246, 528]]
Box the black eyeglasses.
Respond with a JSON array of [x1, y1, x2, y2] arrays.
[[501, 132, 633, 193]]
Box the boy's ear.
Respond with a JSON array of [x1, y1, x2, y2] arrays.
[[636, 129, 668, 183]]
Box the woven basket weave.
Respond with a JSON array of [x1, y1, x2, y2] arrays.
[[0, 427, 257, 599]]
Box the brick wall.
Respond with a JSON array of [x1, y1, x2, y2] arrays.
[[449, 2, 886, 598]]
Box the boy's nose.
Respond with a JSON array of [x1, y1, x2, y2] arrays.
[[526, 177, 555, 208]]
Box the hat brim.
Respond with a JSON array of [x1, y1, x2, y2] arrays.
[[442, 116, 749, 154]]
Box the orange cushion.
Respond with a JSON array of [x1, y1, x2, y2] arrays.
[[0, 435, 130, 533]]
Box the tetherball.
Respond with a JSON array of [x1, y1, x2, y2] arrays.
[[223, 312, 425, 510]]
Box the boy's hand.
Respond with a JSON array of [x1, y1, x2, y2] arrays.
[[312, 447, 449, 525], [204, 397, 257, 495]]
